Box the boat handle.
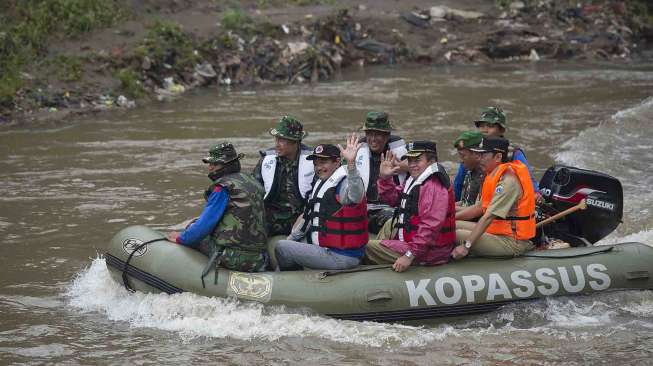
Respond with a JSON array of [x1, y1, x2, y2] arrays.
[[367, 291, 393, 302], [626, 271, 649, 280]]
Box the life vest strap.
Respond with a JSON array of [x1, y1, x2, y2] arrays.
[[394, 222, 454, 232], [305, 211, 365, 223], [495, 214, 535, 221], [311, 226, 367, 235]]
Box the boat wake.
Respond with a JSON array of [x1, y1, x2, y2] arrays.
[[599, 228, 653, 247]]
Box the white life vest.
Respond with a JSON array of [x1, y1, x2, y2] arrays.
[[307, 166, 347, 245], [397, 163, 440, 241], [355, 138, 408, 192], [261, 148, 314, 200]]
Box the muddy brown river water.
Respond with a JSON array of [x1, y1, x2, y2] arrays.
[[2, 63, 653, 365]]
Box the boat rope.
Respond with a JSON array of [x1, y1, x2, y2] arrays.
[[122, 237, 167, 293], [319, 264, 393, 278], [200, 247, 225, 289], [521, 245, 613, 258], [471, 245, 614, 260]]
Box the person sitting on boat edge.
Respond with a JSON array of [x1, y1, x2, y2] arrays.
[[364, 141, 456, 272], [453, 136, 536, 260], [166, 142, 269, 272], [353, 111, 409, 234], [454, 130, 484, 209], [275, 135, 368, 270], [452, 106, 539, 202], [253, 115, 315, 236]]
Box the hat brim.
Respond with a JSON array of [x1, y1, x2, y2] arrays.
[[202, 153, 245, 164], [468, 147, 491, 153], [401, 151, 425, 160], [306, 154, 339, 160], [474, 120, 506, 129], [361, 126, 392, 133], [469, 147, 501, 154], [269, 128, 307, 141], [455, 141, 481, 150]]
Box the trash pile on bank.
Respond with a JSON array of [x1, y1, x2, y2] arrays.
[[4, 1, 652, 123]]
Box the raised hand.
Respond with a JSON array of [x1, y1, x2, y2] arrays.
[[379, 151, 401, 178], [338, 132, 363, 165]]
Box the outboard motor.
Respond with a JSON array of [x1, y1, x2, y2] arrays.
[[537, 165, 623, 246]]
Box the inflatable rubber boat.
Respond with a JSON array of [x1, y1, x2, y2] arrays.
[[105, 165, 653, 322]]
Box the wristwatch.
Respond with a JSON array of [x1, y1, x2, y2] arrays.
[[404, 250, 414, 258], [463, 240, 472, 250]]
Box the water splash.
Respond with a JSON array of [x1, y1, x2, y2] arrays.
[[598, 228, 653, 246], [65, 258, 458, 347]]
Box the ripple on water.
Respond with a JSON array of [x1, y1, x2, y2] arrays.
[[1, 344, 75, 358], [0, 295, 64, 310], [0, 218, 12, 229]]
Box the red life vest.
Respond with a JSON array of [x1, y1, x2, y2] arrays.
[[394, 163, 456, 246], [304, 167, 368, 250]]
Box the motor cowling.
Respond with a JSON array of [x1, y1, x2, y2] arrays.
[[537, 165, 623, 246]]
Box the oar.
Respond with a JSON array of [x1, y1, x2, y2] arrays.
[[536, 199, 587, 228]]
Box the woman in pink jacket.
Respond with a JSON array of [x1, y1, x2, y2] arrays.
[[364, 141, 456, 272]]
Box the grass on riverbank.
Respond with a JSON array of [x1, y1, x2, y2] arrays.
[[0, 0, 127, 108]]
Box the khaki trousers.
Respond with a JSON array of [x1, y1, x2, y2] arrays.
[[363, 219, 401, 264], [455, 220, 534, 257]]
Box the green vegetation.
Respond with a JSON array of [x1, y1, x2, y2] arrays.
[[494, 0, 512, 10], [51, 55, 84, 82], [256, 0, 337, 7], [135, 21, 198, 71], [221, 8, 253, 32], [0, 33, 26, 107], [116, 69, 145, 99], [629, 0, 653, 28], [288, 0, 337, 5], [0, 0, 127, 107]]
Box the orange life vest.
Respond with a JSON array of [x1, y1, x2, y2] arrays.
[[480, 161, 536, 240]]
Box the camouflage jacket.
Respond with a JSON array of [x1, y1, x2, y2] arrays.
[[253, 153, 307, 236], [205, 172, 268, 272], [459, 167, 484, 207]]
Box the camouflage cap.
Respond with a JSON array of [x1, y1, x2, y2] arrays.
[[269, 115, 307, 141], [362, 111, 393, 132], [202, 142, 244, 164], [454, 130, 483, 149], [474, 106, 507, 129]]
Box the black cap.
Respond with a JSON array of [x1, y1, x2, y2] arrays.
[[306, 144, 340, 160], [469, 136, 509, 156], [401, 141, 437, 160]]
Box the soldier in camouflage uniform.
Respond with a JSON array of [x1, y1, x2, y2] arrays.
[[254, 116, 315, 236], [453, 106, 540, 201], [353, 111, 409, 234], [453, 131, 484, 209], [167, 142, 268, 272]]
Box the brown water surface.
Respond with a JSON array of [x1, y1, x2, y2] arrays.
[[2, 63, 653, 365]]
